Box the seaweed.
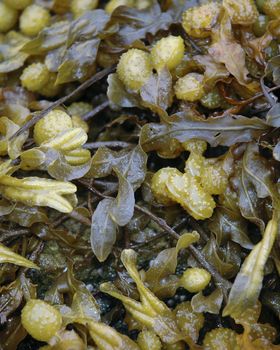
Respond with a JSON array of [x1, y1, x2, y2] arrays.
[[1, 0, 280, 349]]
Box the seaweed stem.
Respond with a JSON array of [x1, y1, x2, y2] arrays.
[[0, 228, 30, 242], [130, 216, 189, 248], [81, 100, 110, 121], [234, 83, 280, 107], [84, 141, 135, 149], [260, 75, 277, 106]]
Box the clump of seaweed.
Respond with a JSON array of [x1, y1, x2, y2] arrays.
[[1, 0, 280, 349]]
